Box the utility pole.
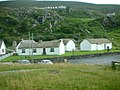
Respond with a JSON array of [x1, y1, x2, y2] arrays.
[[28, 32, 34, 63], [28, 32, 31, 59], [31, 33, 33, 63]]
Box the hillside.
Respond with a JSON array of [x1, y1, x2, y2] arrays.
[[1, 1, 120, 18], [0, 1, 120, 48], [1, 1, 120, 10]]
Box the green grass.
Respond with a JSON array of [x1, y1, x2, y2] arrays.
[[0, 64, 120, 90], [63, 50, 117, 56], [108, 29, 120, 47], [79, 18, 95, 22], [1, 49, 120, 62]]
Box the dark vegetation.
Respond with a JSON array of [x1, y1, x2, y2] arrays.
[[0, 1, 120, 48]]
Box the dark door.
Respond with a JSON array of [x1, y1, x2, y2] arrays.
[[43, 48, 46, 55]]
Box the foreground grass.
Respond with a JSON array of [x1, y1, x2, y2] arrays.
[[0, 64, 120, 90], [1, 50, 120, 62]]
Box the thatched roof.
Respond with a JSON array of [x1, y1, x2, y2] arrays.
[[86, 38, 111, 44], [62, 39, 76, 45], [21, 40, 36, 43], [18, 40, 61, 49]]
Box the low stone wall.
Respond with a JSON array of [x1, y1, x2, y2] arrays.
[[34, 52, 120, 63], [0, 53, 13, 60]]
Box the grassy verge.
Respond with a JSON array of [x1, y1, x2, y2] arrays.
[[1, 49, 120, 62], [0, 64, 120, 90]]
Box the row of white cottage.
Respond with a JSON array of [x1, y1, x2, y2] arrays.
[[0, 38, 112, 55], [16, 39, 76, 55], [15, 38, 112, 55]]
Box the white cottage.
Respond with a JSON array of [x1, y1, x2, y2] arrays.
[[62, 39, 76, 51], [16, 39, 65, 55], [80, 38, 112, 51], [0, 40, 6, 55]]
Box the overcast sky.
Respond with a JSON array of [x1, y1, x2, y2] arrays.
[[0, 0, 120, 5], [67, 0, 120, 4]]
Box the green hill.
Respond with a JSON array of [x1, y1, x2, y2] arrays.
[[0, 1, 120, 48]]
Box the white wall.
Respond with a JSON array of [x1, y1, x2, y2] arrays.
[[80, 39, 112, 51], [17, 40, 65, 55], [91, 44, 97, 51], [16, 41, 22, 53], [33, 48, 43, 55], [0, 41, 6, 54], [17, 48, 46, 55], [17, 47, 64, 55], [65, 40, 75, 51], [17, 48, 32, 55], [97, 44, 103, 50], [91, 43, 112, 51], [104, 43, 112, 49], [59, 40, 65, 55], [45, 41, 65, 55], [46, 48, 60, 55], [80, 40, 91, 50]]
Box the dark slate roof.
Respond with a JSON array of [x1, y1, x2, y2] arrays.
[[18, 40, 61, 49], [86, 38, 112, 44]]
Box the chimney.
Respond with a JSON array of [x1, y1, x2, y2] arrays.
[[59, 39, 63, 42], [12, 41, 17, 51], [39, 40, 42, 43]]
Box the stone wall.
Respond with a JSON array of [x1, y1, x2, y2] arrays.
[[33, 52, 120, 63]]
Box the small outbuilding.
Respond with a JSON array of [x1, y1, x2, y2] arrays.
[[62, 39, 76, 51], [80, 38, 112, 51], [0, 40, 6, 55]]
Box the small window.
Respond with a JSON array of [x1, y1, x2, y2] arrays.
[[22, 49, 25, 53], [50, 48, 54, 52], [2, 49, 4, 53], [33, 49, 37, 53]]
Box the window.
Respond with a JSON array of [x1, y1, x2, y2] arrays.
[[2, 49, 4, 53], [33, 49, 37, 53], [22, 49, 25, 53], [50, 48, 54, 52]]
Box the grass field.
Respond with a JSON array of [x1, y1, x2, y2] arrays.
[[0, 64, 120, 90]]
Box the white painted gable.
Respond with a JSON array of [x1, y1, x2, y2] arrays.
[[65, 40, 75, 51], [62, 39, 76, 51], [0, 41, 6, 54]]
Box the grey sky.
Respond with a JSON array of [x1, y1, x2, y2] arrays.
[[0, 0, 120, 4]]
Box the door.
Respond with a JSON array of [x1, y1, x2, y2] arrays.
[[43, 48, 46, 55]]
